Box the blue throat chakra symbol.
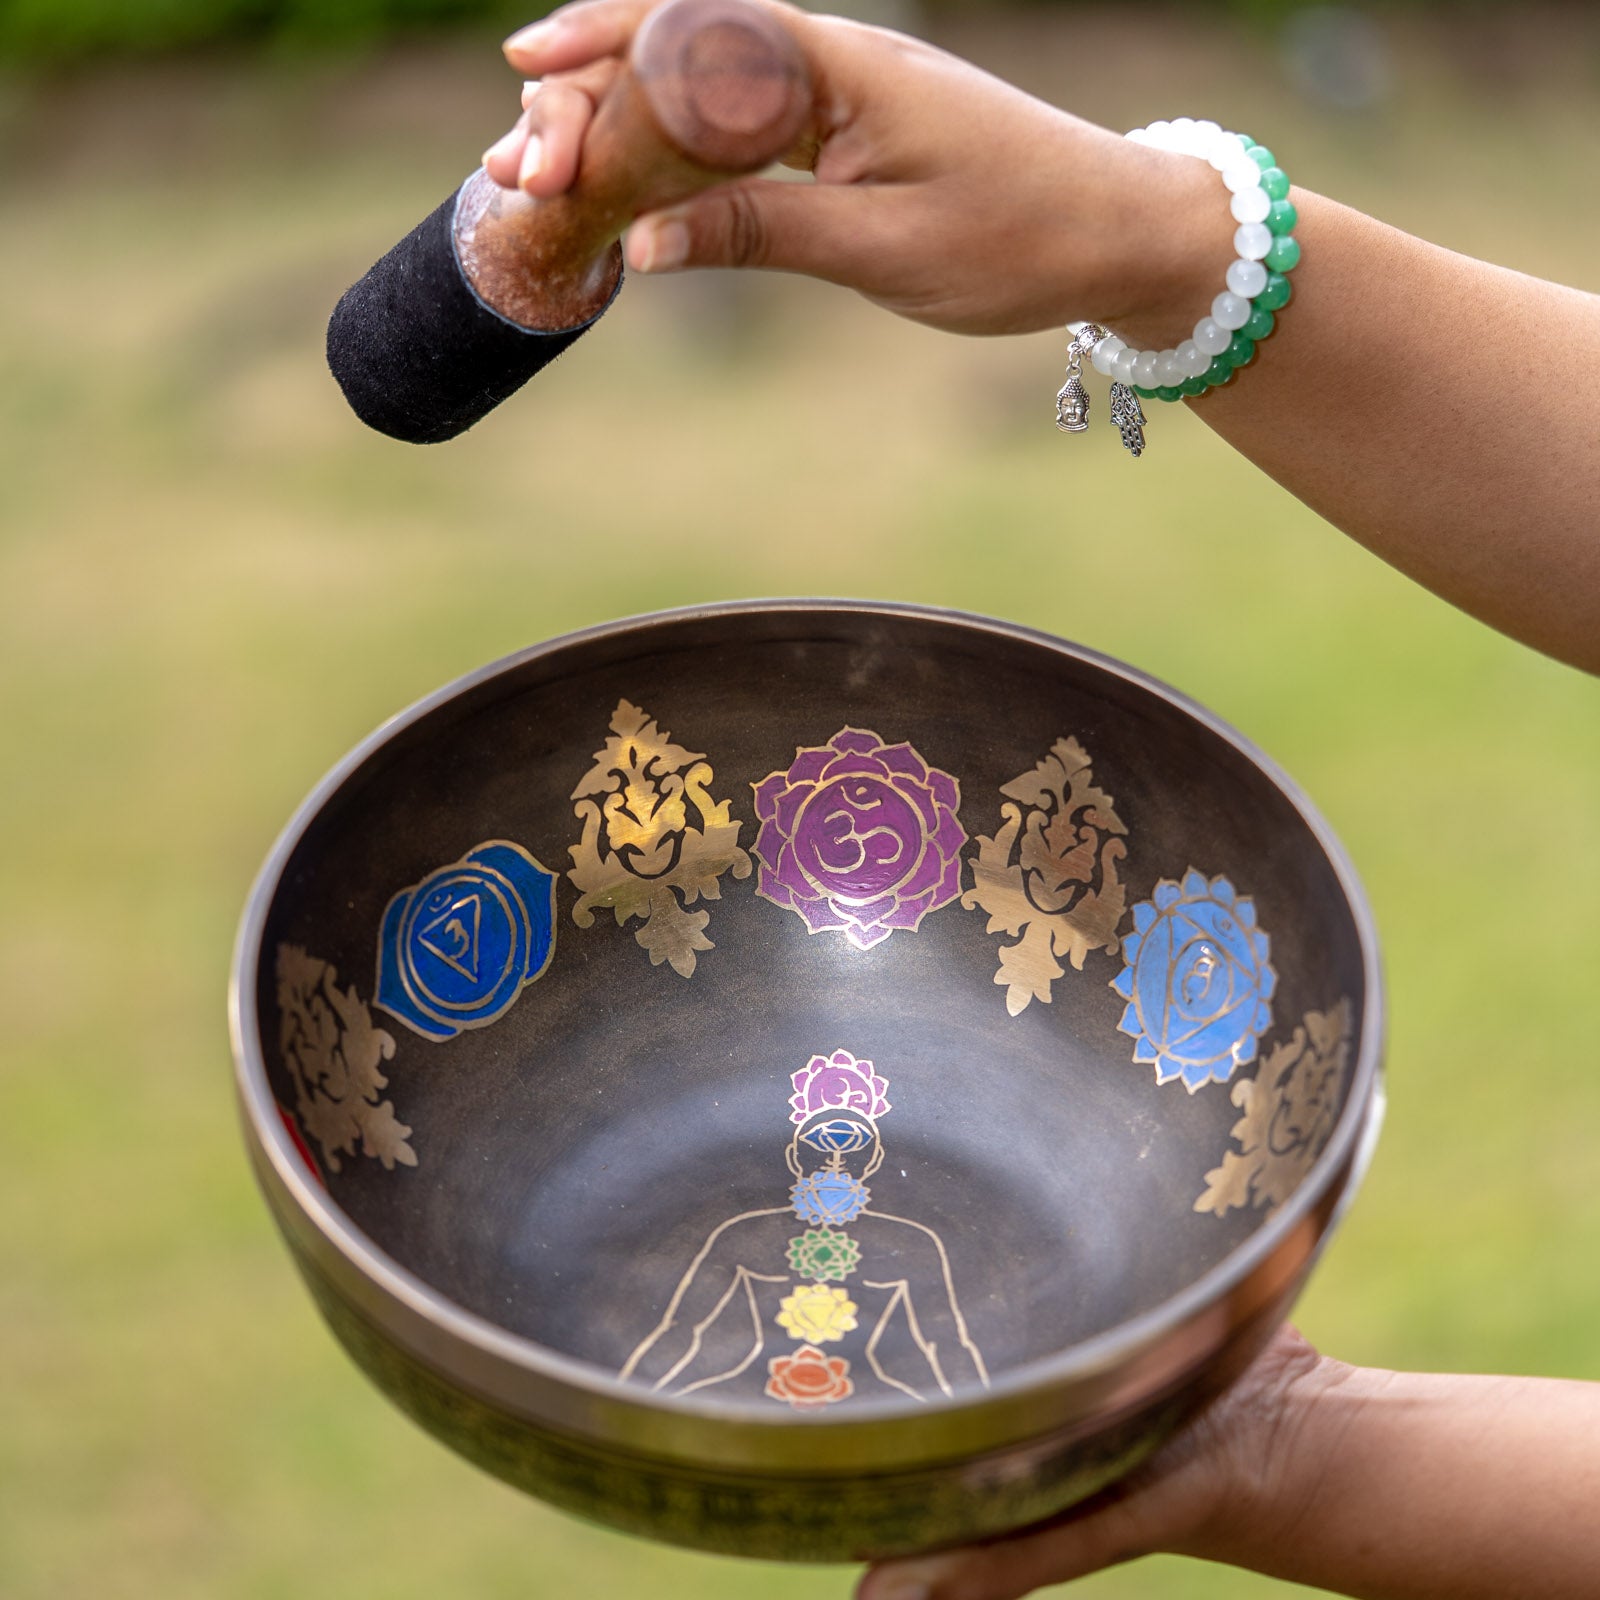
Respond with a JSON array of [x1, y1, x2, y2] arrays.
[[376, 841, 556, 1042], [1110, 869, 1276, 1092], [790, 1169, 870, 1227]]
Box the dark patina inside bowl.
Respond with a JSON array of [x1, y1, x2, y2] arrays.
[[232, 600, 1382, 1560]]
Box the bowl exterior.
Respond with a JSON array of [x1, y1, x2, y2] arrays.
[[242, 1088, 1376, 1560]]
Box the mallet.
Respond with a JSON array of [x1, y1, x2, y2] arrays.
[[327, 0, 812, 444]]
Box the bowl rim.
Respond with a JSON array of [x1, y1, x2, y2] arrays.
[[230, 597, 1385, 1460]]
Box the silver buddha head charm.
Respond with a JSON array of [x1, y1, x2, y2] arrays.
[[1055, 374, 1090, 432]]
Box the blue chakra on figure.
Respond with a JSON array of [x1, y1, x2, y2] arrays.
[[1110, 869, 1276, 1092], [790, 1169, 871, 1227], [799, 1118, 876, 1156], [376, 840, 556, 1042]]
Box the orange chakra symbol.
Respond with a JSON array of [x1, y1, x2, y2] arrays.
[[765, 1344, 855, 1410]]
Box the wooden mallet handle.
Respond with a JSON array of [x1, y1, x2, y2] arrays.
[[327, 0, 811, 442], [461, 0, 811, 328]]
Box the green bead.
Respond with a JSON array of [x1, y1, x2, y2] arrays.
[[1237, 133, 1256, 150], [1226, 334, 1256, 368], [1265, 235, 1302, 273], [1260, 166, 1290, 201], [1267, 198, 1298, 235], [1255, 272, 1293, 312], [1204, 357, 1234, 387], [1133, 384, 1157, 399], [1249, 145, 1276, 170], [1180, 376, 1207, 397], [1155, 385, 1182, 403], [1243, 306, 1276, 342]]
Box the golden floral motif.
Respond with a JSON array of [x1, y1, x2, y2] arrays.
[[568, 700, 752, 977], [1195, 999, 1354, 1217], [275, 943, 415, 1173], [776, 1284, 859, 1344], [961, 737, 1129, 1016], [765, 1345, 854, 1410]]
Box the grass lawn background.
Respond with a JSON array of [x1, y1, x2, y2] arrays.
[[2, 7, 1598, 1595]]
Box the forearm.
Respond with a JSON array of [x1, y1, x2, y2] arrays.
[[1192, 1360, 1600, 1598], [1118, 185, 1600, 673]]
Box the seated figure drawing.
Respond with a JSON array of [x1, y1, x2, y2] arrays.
[[620, 1050, 990, 1410]]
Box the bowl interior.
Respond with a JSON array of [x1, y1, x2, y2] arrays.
[[248, 605, 1371, 1417]]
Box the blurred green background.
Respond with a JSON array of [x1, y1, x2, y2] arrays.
[[3, 2, 1598, 1597]]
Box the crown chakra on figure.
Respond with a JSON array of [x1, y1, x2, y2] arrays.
[[789, 1049, 891, 1126]]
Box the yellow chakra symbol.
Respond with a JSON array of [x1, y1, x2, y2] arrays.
[[776, 1284, 859, 1344]]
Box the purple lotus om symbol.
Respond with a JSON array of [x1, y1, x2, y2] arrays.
[[752, 728, 967, 949]]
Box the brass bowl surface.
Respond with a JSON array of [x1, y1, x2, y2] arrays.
[[231, 600, 1383, 1561]]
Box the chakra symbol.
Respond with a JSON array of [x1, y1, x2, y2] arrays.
[[789, 1048, 890, 1124], [1110, 869, 1276, 1091], [800, 1118, 874, 1155], [765, 1345, 854, 1411], [753, 728, 966, 950], [376, 841, 556, 1042], [787, 1228, 861, 1282], [790, 1169, 870, 1227], [777, 1284, 859, 1344]]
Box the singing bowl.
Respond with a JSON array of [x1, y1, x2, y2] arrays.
[[231, 600, 1383, 1561]]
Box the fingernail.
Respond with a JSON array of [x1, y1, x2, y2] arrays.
[[482, 126, 522, 169], [504, 20, 556, 53], [637, 218, 689, 273], [518, 134, 544, 188]]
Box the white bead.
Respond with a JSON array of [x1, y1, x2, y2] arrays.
[[1145, 120, 1172, 144], [1177, 339, 1208, 378], [1212, 291, 1251, 331], [1131, 350, 1159, 386], [1234, 221, 1273, 261], [1230, 186, 1271, 224], [1223, 160, 1264, 193], [1150, 349, 1179, 386], [1207, 133, 1247, 172], [1125, 127, 1153, 145], [1194, 317, 1231, 357], [1194, 119, 1221, 143], [1226, 258, 1268, 299], [1112, 347, 1139, 384], [1091, 339, 1120, 377]]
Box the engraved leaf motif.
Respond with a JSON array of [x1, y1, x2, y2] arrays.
[[634, 890, 713, 978], [1195, 1001, 1353, 1217], [964, 738, 1128, 1014], [993, 919, 1065, 1017], [568, 702, 751, 977], [276, 944, 413, 1174]]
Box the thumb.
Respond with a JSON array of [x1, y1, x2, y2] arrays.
[[625, 177, 874, 281]]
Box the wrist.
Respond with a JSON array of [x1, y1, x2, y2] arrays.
[[1171, 1340, 1375, 1569], [1081, 134, 1232, 348]]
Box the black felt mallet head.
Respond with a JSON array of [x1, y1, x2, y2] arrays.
[[326, 0, 812, 444]]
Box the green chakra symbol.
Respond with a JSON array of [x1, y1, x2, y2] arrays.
[[787, 1228, 861, 1283]]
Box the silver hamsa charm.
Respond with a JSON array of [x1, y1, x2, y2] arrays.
[[1109, 383, 1147, 458]]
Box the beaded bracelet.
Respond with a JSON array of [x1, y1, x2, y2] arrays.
[[1055, 119, 1300, 457]]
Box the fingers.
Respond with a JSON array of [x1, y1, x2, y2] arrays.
[[482, 62, 621, 196], [624, 178, 872, 280], [482, 103, 534, 187], [856, 1495, 1148, 1600], [503, 0, 656, 75]]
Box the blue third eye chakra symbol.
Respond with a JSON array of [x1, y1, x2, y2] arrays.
[[375, 841, 556, 1042], [1110, 869, 1276, 1092]]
